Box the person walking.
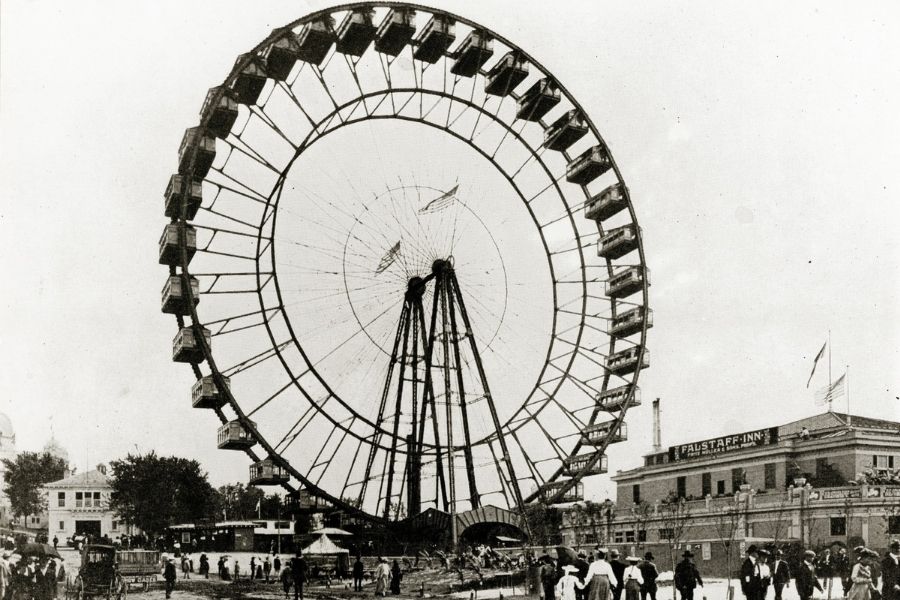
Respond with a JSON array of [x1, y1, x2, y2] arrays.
[[389, 560, 402, 595], [198, 554, 209, 579], [540, 556, 557, 600], [280, 564, 293, 599], [353, 556, 365, 592], [374, 558, 389, 597], [883, 540, 900, 600], [164, 558, 177, 599], [758, 550, 772, 599], [848, 550, 878, 600], [264, 557, 272, 583], [770, 549, 791, 600], [622, 557, 644, 600], [674, 550, 703, 600], [638, 552, 658, 600], [234, 560, 241, 581], [250, 557, 257, 581], [795, 551, 824, 600], [555, 565, 585, 600], [52, 537, 58, 551], [582, 548, 617, 600], [740, 545, 763, 600], [609, 550, 627, 600], [290, 551, 307, 600], [0, 551, 11, 600], [181, 555, 190, 580], [274, 556, 282, 578]]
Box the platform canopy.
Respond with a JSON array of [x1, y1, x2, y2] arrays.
[[302, 534, 349, 555], [309, 527, 353, 537]]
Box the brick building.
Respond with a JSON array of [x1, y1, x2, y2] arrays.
[[560, 412, 900, 576]]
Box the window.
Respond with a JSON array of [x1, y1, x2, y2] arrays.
[[659, 528, 674, 540], [75, 492, 83, 508], [676, 476, 686, 499], [830, 517, 846, 536], [816, 458, 828, 478], [764, 463, 777, 489], [701, 473, 711, 497], [112, 521, 118, 530], [888, 516, 900, 535], [59, 521, 65, 530], [58, 492, 65, 507], [625, 530, 635, 543], [638, 530, 647, 542], [614, 531, 625, 543], [93, 492, 101, 506], [632, 484, 641, 504], [731, 468, 745, 492], [717, 480, 726, 495]]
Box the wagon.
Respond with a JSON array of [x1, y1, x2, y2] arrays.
[[116, 549, 160, 591], [65, 545, 130, 600]]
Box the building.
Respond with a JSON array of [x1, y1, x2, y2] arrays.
[[0, 411, 17, 526], [560, 412, 900, 575], [167, 519, 295, 552], [44, 465, 133, 542]]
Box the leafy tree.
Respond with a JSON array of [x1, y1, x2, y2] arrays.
[[216, 483, 284, 520], [522, 502, 562, 550], [2, 452, 69, 520], [109, 452, 217, 537]]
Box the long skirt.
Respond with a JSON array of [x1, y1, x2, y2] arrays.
[[588, 575, 611, 600], [847, 582, 872, 600], [624, 579, 641, 600]]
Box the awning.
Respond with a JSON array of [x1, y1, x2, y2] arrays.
[[310, 527, 353, 536], [495, 535, 522, 543]]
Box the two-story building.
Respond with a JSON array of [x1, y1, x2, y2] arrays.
[[560, 412, 900, 575], [44, 466, 133, 542]]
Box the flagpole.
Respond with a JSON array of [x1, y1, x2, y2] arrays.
[[827, 330, 832, 413], [846, 365, 851, 428]]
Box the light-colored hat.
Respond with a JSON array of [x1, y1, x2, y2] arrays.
[[1, 551, 9, 558], [626, 556, 640, 563], [562, 565, 579, 574]]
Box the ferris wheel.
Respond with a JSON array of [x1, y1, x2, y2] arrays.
[[159, 2, 651, 525]]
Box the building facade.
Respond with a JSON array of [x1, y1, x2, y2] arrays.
[[0, 412, 16, 526], [560, 412, 900, 575], [44, 466, 132, 542]]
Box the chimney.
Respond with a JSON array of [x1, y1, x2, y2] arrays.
[[652, 398, 661, 451]]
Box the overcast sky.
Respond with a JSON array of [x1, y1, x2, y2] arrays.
[[1, 0, 898, 502]]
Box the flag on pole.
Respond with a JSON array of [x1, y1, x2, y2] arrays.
[[806, 342, 827, 387], [815, 373, 846, 406], [255, 499, 261, 517]]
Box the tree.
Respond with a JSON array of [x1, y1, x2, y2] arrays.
[[658, 492, 692, 600], [631, 501, 654, 552], [522, 502, 562, 550], [109, 452, 217, 538], [2, 452, 69, 520], [711, 501, 742, 597]]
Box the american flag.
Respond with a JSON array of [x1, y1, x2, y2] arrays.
[[815, 373, 846, 406]]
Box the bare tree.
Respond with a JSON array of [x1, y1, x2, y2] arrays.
[[659, 492, 692, 600], [711, 502, 741, 597], [631, 501, 654, 553], [767, 495, 793, 549]]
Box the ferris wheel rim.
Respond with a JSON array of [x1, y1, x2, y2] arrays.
[[168, 0, 652, 516]]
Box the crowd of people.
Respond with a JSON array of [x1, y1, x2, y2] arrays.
[[539, 547, 660, 600], [0, 552, 64, 600]]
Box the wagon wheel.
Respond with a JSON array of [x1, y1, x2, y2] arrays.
[[112, 575, 127, 600], [70, 576, 85, 600]]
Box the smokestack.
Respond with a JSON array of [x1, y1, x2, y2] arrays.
[[652, 398, 661, 451]]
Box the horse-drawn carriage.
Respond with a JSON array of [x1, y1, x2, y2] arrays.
[[65, 545, 160, 600]]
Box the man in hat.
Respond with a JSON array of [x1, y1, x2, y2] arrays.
[[575, 551, 589, 600], [609, 549, 627, 600], [638, 552, 658, 600], [674, 550, 703, 600], [740, 545, 763, 600], [883, 540, 900, 600], [290, 550, 307, 600], [164, 557, 177, 599], [770, 549, 791, 600], [795, 551, 823, 600]]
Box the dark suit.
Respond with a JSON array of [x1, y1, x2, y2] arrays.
[[639, 561, 659, 600], [611, 559, 627, 600], [290, 556, 307, 600], [771, 559, 790, 600], [674, 560, 703, 600], [883, 553, 900, 600], [795, 562, 823, 600], [740, 558, 763, 600]]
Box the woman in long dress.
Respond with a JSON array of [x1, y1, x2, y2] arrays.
[[583, 550, 618, 600], [847, 550, 877, 600], [374, 558, 390, 597]]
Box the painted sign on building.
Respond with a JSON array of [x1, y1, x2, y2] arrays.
[[668, 427, 779, 462]]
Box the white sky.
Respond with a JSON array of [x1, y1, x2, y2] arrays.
[[1, 0, 898, 502]]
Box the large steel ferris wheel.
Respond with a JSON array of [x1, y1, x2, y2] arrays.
[[159, 2, 651, 525]]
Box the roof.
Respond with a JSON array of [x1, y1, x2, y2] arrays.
[[45, 469, 110, 489], [302, 534, 349, 555]]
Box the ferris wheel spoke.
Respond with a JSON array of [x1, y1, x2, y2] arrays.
[[219, 135, 284, 177], [510, 429, 546, 489], [276, 81, 323, 135], [202, 306, 281, 337]]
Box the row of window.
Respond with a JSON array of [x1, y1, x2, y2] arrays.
[[632, 463, 780, 503], [873, 454, 896, 468], [56, 521, 117, 531], [57, 491, 103, 508]]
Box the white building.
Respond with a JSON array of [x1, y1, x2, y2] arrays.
[[45, 466, 131, 542]]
